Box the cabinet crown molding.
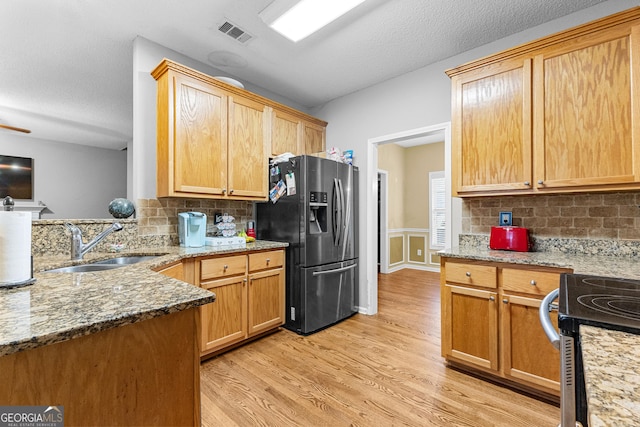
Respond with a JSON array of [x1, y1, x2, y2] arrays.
[[151, 58, 327, 127]]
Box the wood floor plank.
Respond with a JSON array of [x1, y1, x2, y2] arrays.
[[201, 269, 561, 426]]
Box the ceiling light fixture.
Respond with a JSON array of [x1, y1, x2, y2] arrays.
[[259, 0, 367, 42]]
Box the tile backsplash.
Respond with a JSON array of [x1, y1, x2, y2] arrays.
[[136, 198, 254, 239], [32, 198, 257, 256], [462, 191, 640, 240]]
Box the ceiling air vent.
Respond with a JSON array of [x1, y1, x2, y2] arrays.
[[218, 20, 253, 44]]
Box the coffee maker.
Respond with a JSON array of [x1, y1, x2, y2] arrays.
[[178, 212, 207, 247]]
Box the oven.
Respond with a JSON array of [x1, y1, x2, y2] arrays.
[[540, 273, 640, 427]]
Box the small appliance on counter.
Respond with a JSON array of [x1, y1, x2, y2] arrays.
[[178, 212, 207, 247], [489, 226, 530, 252]]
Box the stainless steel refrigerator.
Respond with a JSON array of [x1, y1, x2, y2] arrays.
[[256, 155, 358, 335]]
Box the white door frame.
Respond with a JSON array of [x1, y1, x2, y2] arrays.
[[377, 170, 389, 274], [365, 122, 455, 315]]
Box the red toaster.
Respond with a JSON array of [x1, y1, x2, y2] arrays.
[[489, 226, 530, 252]]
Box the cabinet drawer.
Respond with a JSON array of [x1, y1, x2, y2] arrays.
[[201, 255, 246, 281], [249, 250, 284, 273], [445, 262, 497, 288], [502, 268, 562, 296]]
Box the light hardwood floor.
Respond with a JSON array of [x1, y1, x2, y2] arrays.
[[200, 269, 561, 426]]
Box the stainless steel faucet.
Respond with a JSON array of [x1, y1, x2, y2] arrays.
[[64, 222, 124, 260]]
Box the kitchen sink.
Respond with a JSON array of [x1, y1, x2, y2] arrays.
[[44, 255, 160, 273], [44, 264, 123, 273], [90, 256, 159, 265]]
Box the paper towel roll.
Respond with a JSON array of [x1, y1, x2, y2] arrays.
[[0, 211, 32, 284]]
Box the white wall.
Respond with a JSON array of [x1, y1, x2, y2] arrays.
[[0, 133, 127, 218], [131, 36, 311, 201], [310, 0, 636, 314]]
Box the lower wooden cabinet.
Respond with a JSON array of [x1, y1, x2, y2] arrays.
[[501, 294, 560, 391], [441, 258, 569, 398], [442, 284, 498, 371], [198, 249, 285, 357], [248, 251, 285, 336], [201, 274, 248, 352], [154, 250, 286, 358]]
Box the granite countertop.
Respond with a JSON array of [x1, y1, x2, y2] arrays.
[[439, 245, 640, 280], [580, 325, 640, 426], [0, 240, 288, 357]]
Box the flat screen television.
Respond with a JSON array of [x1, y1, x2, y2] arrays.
[[0, 155, 33, 199]]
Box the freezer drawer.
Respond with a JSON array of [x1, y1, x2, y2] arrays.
[[289, 260, 358, 335]]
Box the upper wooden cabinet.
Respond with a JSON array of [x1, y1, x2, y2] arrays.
[[227, 96, 269, 198], [447, 8, 640, 196], [452, 58, 532, 193], [303, 121, 326, 155], [152, 59, 326, 199], [271, 108, 302, 156], [269, 107, 327, 157]]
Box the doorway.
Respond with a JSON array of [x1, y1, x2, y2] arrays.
[[364, 122, 460, 315]]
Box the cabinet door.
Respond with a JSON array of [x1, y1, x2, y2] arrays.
[[271, 108, 302, 156], [501, 294, 560, 394], [173, 73, 228, 196], [442, 284, 498, 371], [452, 58, 532, 194], [247, 268, 285, 336], [200, 276, 248, 353], [534, 25, 640, 189], [227, 96, 269, 199], [303, 121, 326, 154]]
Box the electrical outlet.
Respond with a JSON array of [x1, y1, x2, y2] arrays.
[[417, 249, 422, 256], [499, 211, 513, 226]]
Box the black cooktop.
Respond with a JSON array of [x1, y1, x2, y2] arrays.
[[559, 273, 640, 334]]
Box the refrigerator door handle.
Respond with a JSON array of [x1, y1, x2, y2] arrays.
[[333, 178, 342, 246], [339, 175, 351, 260], [312, 262, 358, 276], [337, 178, 346, 248]]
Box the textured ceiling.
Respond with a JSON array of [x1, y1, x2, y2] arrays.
[[0, 0, 609, 149]]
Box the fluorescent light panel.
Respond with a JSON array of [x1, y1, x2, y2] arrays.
[[267, 0, 366, 42]]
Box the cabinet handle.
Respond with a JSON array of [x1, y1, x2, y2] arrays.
[[266, 258, 270, 265], [223, 264, 228, 271], [489, 296, 495, 302], [243, 278, 247, 283], [222, 188, 227, 194], [229, 189, 234, 194], [503, 298, 509, 304], [524, 181, 530, 186], [465, 271, 471, 277], [537, 180, 544, 185], [530, 280, 537, 286]]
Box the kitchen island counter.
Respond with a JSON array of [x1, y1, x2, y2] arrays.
[[0, 240, 287, 426], [1, 240, 287, 357], [580, 325, 640, 426]]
